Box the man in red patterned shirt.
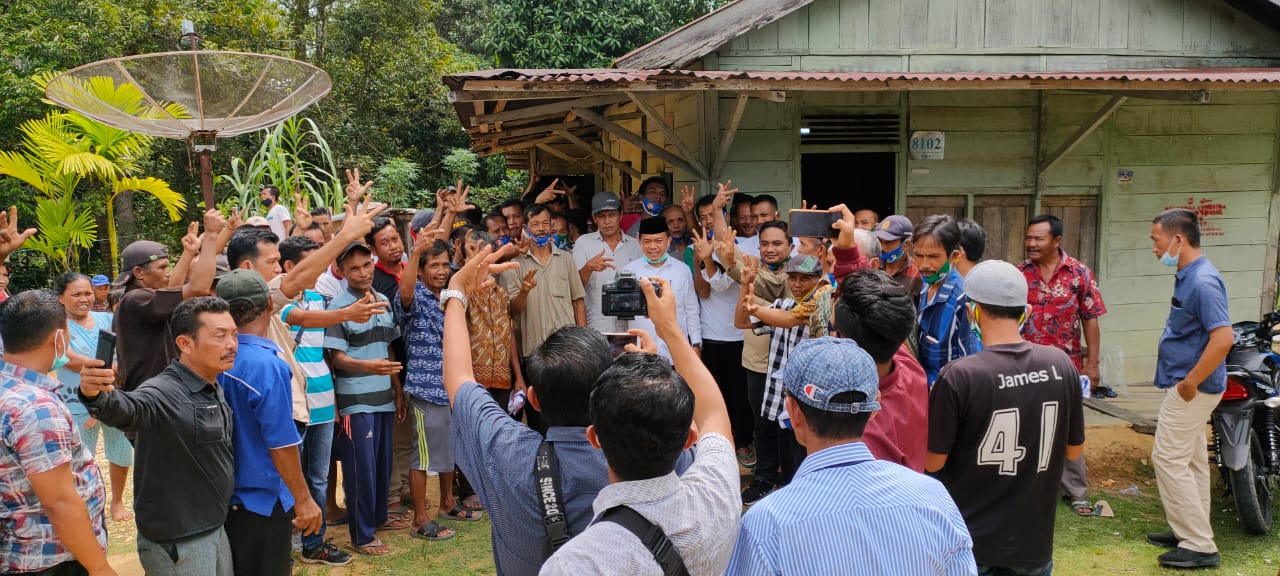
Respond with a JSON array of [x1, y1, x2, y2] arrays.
[[1019, 214, 1108, 515]]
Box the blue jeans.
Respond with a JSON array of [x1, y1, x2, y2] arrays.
[[297, 421, 334, 551], [978, 561, 1052, 576]]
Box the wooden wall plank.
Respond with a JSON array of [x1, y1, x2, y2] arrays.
[[869, 0, 903, 48], [910, 106, 1036, 131], [1110, 105, 1277, 136], [1182, 0, 1214, 51], [749, 22, 780, 51], [838, 0, 870, 50], [1111, 135, 1276, 165], [901, 0, 929, 49], [985, 0, 1018, 48], [811, 0, 842, 52], [1106, 217, 1271, 249], [1108, 190, 1273, 222], [1012, 0, 1041, 46], [1099, 0, 1130, 49], [1107, 244, 1267, 276], [955, 0, 986, 49], [777, 6, 811, 50], [927, 0, 959, 48], [1044, 0, 1074, 47], [1069, 0, 1101, 48], [1104, 271, 1263, 305], [1111, 164, 1273, 194]]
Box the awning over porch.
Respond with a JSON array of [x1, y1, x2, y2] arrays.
[[444, 67, 1280, 175]]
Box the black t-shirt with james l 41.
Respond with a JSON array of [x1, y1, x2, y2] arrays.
[[928, 341, 1085, 570]]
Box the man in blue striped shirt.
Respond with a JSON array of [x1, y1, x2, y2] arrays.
[[726, 337, 976, 576], [913, 215, 980, 387]]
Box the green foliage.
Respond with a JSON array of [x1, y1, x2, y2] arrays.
[[470, 169, 528, 213], [442, 148, 479, 184], [22, 195, 98, 272], [218, 116, 344, 214], [375, 157, 426, 209], [479, 0, 727, 68]]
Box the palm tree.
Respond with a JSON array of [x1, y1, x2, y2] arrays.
[[0, 74, 186, 275]]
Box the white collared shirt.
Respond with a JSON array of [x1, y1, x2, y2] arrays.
[[621, 255, 701, 360]]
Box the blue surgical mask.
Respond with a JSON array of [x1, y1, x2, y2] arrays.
[[1160, 238, 1183, 268], [882, 243, 905, 264], [52, 330, 70, 371], [526, 227, 553, 248], [641, 196, 664, 217], [644, 252, 669, 265]]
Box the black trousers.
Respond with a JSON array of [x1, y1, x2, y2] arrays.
[[3, 561, 87, 576], [703, 340, 753, 449], [745, 369, 805, 488], [225, 501, 294, 576]]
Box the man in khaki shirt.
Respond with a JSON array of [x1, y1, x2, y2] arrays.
[[503, 204, 587, 357]]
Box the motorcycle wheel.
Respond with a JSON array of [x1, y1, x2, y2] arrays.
[[1229, 429, 1273, 535]]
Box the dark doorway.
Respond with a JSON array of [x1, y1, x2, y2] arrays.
[[800, 152, 896, 220]]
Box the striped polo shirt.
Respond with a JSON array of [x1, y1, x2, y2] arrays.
[[281, 289, 336, 424], [323, 288, 400, 415]]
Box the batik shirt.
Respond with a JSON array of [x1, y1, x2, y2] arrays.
[[1018, 248, 1107, 368], [0, 361, 106, 572], [467, 282, 514, 389], [394, 281, 447, 405]]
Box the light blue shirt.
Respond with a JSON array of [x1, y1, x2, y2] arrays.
[[57, 311, 113, 416], [726, 442, 977, 576]]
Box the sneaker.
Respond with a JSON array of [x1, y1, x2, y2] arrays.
[[741, 482, 774, 507], [300, 541, 353, 566], [1092, 386, 1118, 399], [1145, 531, 1179, 548], [1158, 547, 1220, 569]]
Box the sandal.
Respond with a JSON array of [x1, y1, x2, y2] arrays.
[[439, 504, 484, 522], [737, 447, 757, 469], [409, 520, 456, 541], [347, 538, 392, 556], [461, 495, 486, 512], [1070, 500, 1094, 516], [325, 513, 348, 527], [377, 515, 412, 531]]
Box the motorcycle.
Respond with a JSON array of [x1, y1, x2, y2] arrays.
[[1210, 311, 1280, 535]]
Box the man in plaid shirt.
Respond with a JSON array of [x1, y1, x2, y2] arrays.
[[1, 290, 113, 576]]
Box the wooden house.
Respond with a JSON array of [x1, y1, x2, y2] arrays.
[[444, 0, 1280, 384]]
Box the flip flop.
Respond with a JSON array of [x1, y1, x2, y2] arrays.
[[409, 520, 456, 541], [439, 503, 484, 522], [461, 495, 486, 512], [325, 513, 347, 527], [347, 538, 392, 556], [1070, 500, 1094, 516], [376, 515, 411, 531]]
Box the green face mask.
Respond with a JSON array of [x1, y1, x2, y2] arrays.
[[923, 259, 952, 284]]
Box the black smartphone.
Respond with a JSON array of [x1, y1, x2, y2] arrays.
[[95, 329, 116, 366], [788, 209, 840, 239], [603, 332, 639, 359]]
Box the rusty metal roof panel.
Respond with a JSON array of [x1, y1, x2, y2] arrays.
[[447, 68, 1280, 85]]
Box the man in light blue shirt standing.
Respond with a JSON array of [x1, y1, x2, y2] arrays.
[[726, 337, 976, 576]]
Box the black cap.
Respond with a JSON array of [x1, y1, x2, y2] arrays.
[[638, 217, 669, 236], [336, 241, 372, 264]]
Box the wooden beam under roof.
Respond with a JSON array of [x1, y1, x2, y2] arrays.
[[626, 93, 709, 182], [712, 93, 750, 182], [1038, 95, 1126, 175], [573, 107, 708, 181], [469, 94, 632, 127], [555, 129, 643, 180]]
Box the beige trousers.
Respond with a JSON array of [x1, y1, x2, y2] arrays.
[[1151, 387, 1223, 554]]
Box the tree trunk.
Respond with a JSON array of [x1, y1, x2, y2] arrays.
[[114, 189, 135, 276]]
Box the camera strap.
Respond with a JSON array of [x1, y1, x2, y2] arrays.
[[597, 506, 690, 576], [535, 440, 572, 557]]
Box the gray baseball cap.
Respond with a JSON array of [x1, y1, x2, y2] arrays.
[[964, 260, 1029, 308], [591, 192, 622, 215]]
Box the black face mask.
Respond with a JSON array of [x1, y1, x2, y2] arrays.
[[262, 197, 273, 206]]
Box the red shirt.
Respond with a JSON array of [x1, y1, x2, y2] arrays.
[[1018, 249, 1107, 368], [863, 346, 930, 472]]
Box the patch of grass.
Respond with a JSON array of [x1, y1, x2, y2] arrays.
[[292, 518, 497, 576], [1054, 486, 1278, 575]]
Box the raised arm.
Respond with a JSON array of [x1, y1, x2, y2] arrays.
[[168, 222, 201, 288], [182, 209, 228, 299], [640, 278, 731, 440], [0, 206, 37, 263]]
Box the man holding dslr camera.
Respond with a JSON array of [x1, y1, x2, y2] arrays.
[[617, 217, 700, 361]]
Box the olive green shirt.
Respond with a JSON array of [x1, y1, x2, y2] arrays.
[[502, 246, 585, 356]]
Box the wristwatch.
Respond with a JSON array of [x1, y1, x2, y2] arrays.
[[439, 289, 468, 311]]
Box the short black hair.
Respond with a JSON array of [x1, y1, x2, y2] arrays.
[[424, 240, 452, 264], [1028, 214, 1063, 239], [790, 389, 872, 440], [912, 214, 961, 254], [309, 206, 331, 218], [0, 290, 66, 353], [261, 185, 281, 200], [694, 194, 717, 212], [1153, 208, 1201, 247], [279, 235, 319, 266], [55, 271, 91, 295], [975, 301, 1026, 321], [638, 176, 668, 195], [458, 207, 483, 226], [227, 299, 268, 327], [169, 297, 231, 340], [525, 326, 612, 427], [758, 220, 790, 241], [590, 353, 693, 481], [498, 199, 526, 214], [227, 227, 280, 269], [365, 216, 397, 247], [957, 219, 987, 262], [751, 194, 779, 211], [485, 211, 506, 224], [834, 270, 915, 363], [525, 203, 552, 220]]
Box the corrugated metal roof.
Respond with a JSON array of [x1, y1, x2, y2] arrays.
[[447, 67, 1280, 88]]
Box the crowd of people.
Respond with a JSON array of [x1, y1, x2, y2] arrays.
[[0, 168, 1234, 575]]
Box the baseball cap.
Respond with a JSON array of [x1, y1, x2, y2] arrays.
[[784, 254, 823, 275], [117, 241, 169, 285], [336, 241, 372, 265], [781, 337, 881, 414], [874, 215, 914, 242], [964, 260, 1029, 308], [215, 268, 270, 307], [591, 192, 622, 215], [90, 274, 110, 287], [411, 209, 435, 234]]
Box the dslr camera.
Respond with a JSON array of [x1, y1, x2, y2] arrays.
[[602, 270, 662, 319]]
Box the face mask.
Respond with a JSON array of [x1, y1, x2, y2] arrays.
[[1160, 237, 1182, 267], [262, 197, 273, 207], [553, 234, 570, 250], [766, 257, 789, 272], [526, 227, 553, 248], [52, 330, 70, 371], [641, 197, 664, 217], [923, 259, 952, 284], [644, 252, 669, 265], [882, 243, 905, 264]]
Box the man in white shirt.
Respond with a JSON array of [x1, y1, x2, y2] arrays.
[[574, 192, 643, 333], [261, 185, 292, 241], [620, 217, 700, 361]]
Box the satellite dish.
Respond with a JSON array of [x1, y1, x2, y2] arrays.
[[44, 50, 332, 210]]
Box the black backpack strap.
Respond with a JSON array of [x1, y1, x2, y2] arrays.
[[598, 506, 689, 576], [535, 440, 572, 557]]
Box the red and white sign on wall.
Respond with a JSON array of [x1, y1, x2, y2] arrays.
[[1163, 197, 1226, 237]]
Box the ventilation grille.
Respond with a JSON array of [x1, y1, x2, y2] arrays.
[[800, 114, 900, 146]]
